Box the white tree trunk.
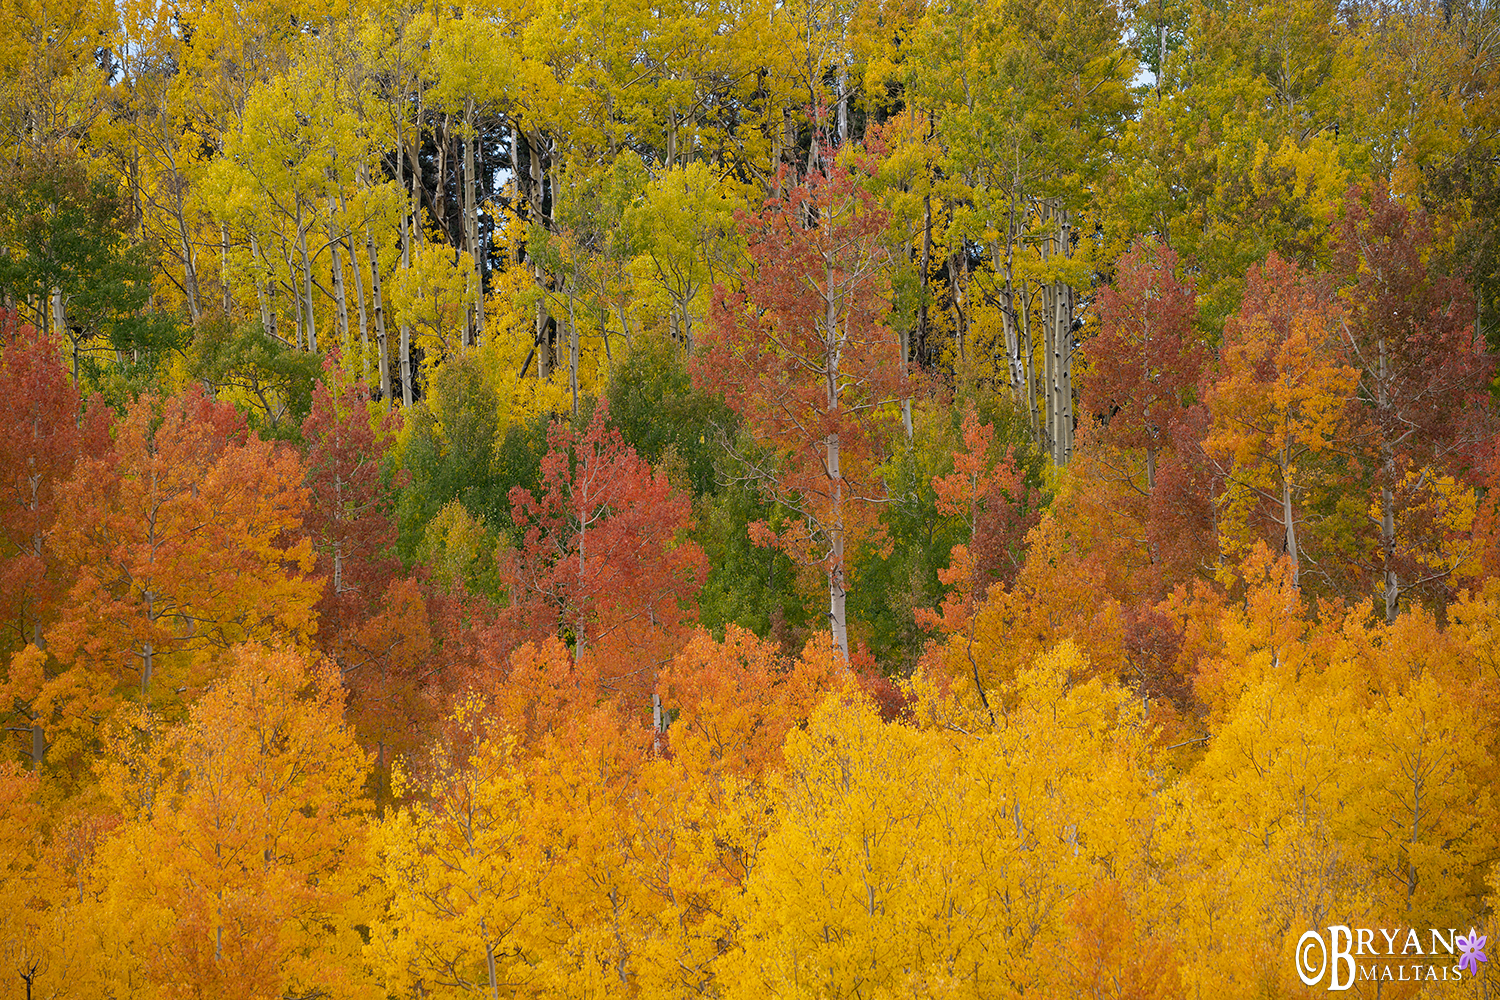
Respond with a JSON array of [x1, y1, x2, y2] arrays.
[[296, 199, 318, 354], [367, 228, 391, 405], [568, 285, 580, 416], [340, 187, 370, 383], [328, 204, 351, 356], [1281, 453, 1301, 589], [397, 118, 415, 407], [824, 263, 849, 664], [465, 97, 485, 344]]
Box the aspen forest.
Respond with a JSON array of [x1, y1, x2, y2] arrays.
[[6, 0, 1500, 995]]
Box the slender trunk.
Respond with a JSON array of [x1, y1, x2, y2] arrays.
[[828, 430, 849, 664], [917, 192, 932, 363], [27, 622, 45, 768], [1003, 172, 1023, 394], [266, 267, 279, 343], [652, 692, 664, 758], [400, 324, 412, 407], [576, 459, 589, 654], [1052, 280, 1066, 463], [366, 221, 391, 404], [481, 924, 500, 998], [1022, 291, 1036, 439], [250, 235, 270, 336], [1383, 483, 1398, 622], [1046, 205, 1075, 465], [836, 65, 849, 144], [398, 117, 414, 407], [769, 107, 780, 182], [537, 305, 551, 379], [341, 187, 370, 382], [435, 112, 449, 237], [529, 129, 551, 381], [824, 270, 849, 664], [1057, 279, 1074, 463], [465, 98, 485, 343], [952, 249, 968, 362], [1041, 253, 1055, 459], [141, 632, 154, 697], [1157, 0, 1167, 100], [616, 302, 632, 348], [1282, 453, 1301, 589], [176, 181, 201, 326], [51, 288, 65, 349], [568, 284, 580, 416], [1001, 277, 1021, 392], [296, 199, 318, 354], [1378, 334, 1399, 622], [328, 203, 351, 357], [221, 223, 232, 316], [407, 116, 424, 251], [282, 238, 303, 350]]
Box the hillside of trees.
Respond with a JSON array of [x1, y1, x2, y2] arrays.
[[3, 0, 1500, 995]]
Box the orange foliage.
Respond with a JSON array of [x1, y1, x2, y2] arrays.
[[49, 389, 319, 707]]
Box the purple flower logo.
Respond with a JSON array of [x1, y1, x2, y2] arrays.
[[1458, 929, 1488, 975]]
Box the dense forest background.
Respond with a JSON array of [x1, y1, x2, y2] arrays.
[[4, 0, 1500, 995]]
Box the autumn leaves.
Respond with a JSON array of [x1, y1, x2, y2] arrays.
[[3, 165, 1499, 999]]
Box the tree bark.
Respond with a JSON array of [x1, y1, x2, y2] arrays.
[[465, 97, 485, 344], [176, 177, 202, 326], [340, 187, 370, 382], [266, 270, 279, 343], [296, 198, 318, 354], [50, 288, 65, 348], [527, 128, 552, 381], [435, 112, 449, 240], [1376, 329, 1400, 622], [1282, 452, 1301, 589], [568, 283, 580, 416], [367, 227, 391, 405], [328, 202, 351, 356], [828, 431, 849, 663], [397, 115, 414, 407], [220, 223, 232, 317], [824, 261, 849, 664]]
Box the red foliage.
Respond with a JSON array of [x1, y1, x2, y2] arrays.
[[0, 311, 81, 652], [503, 402, 707, 712], [1082, 238, 1203, 484], [1144, 404, 1222, 589], [1332, 184, 1494, 613], [1333, 185, 1489, 466], [695, 155, 905, 661], [301, 362, 406, 659], [920, 406, 1041, 639]]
